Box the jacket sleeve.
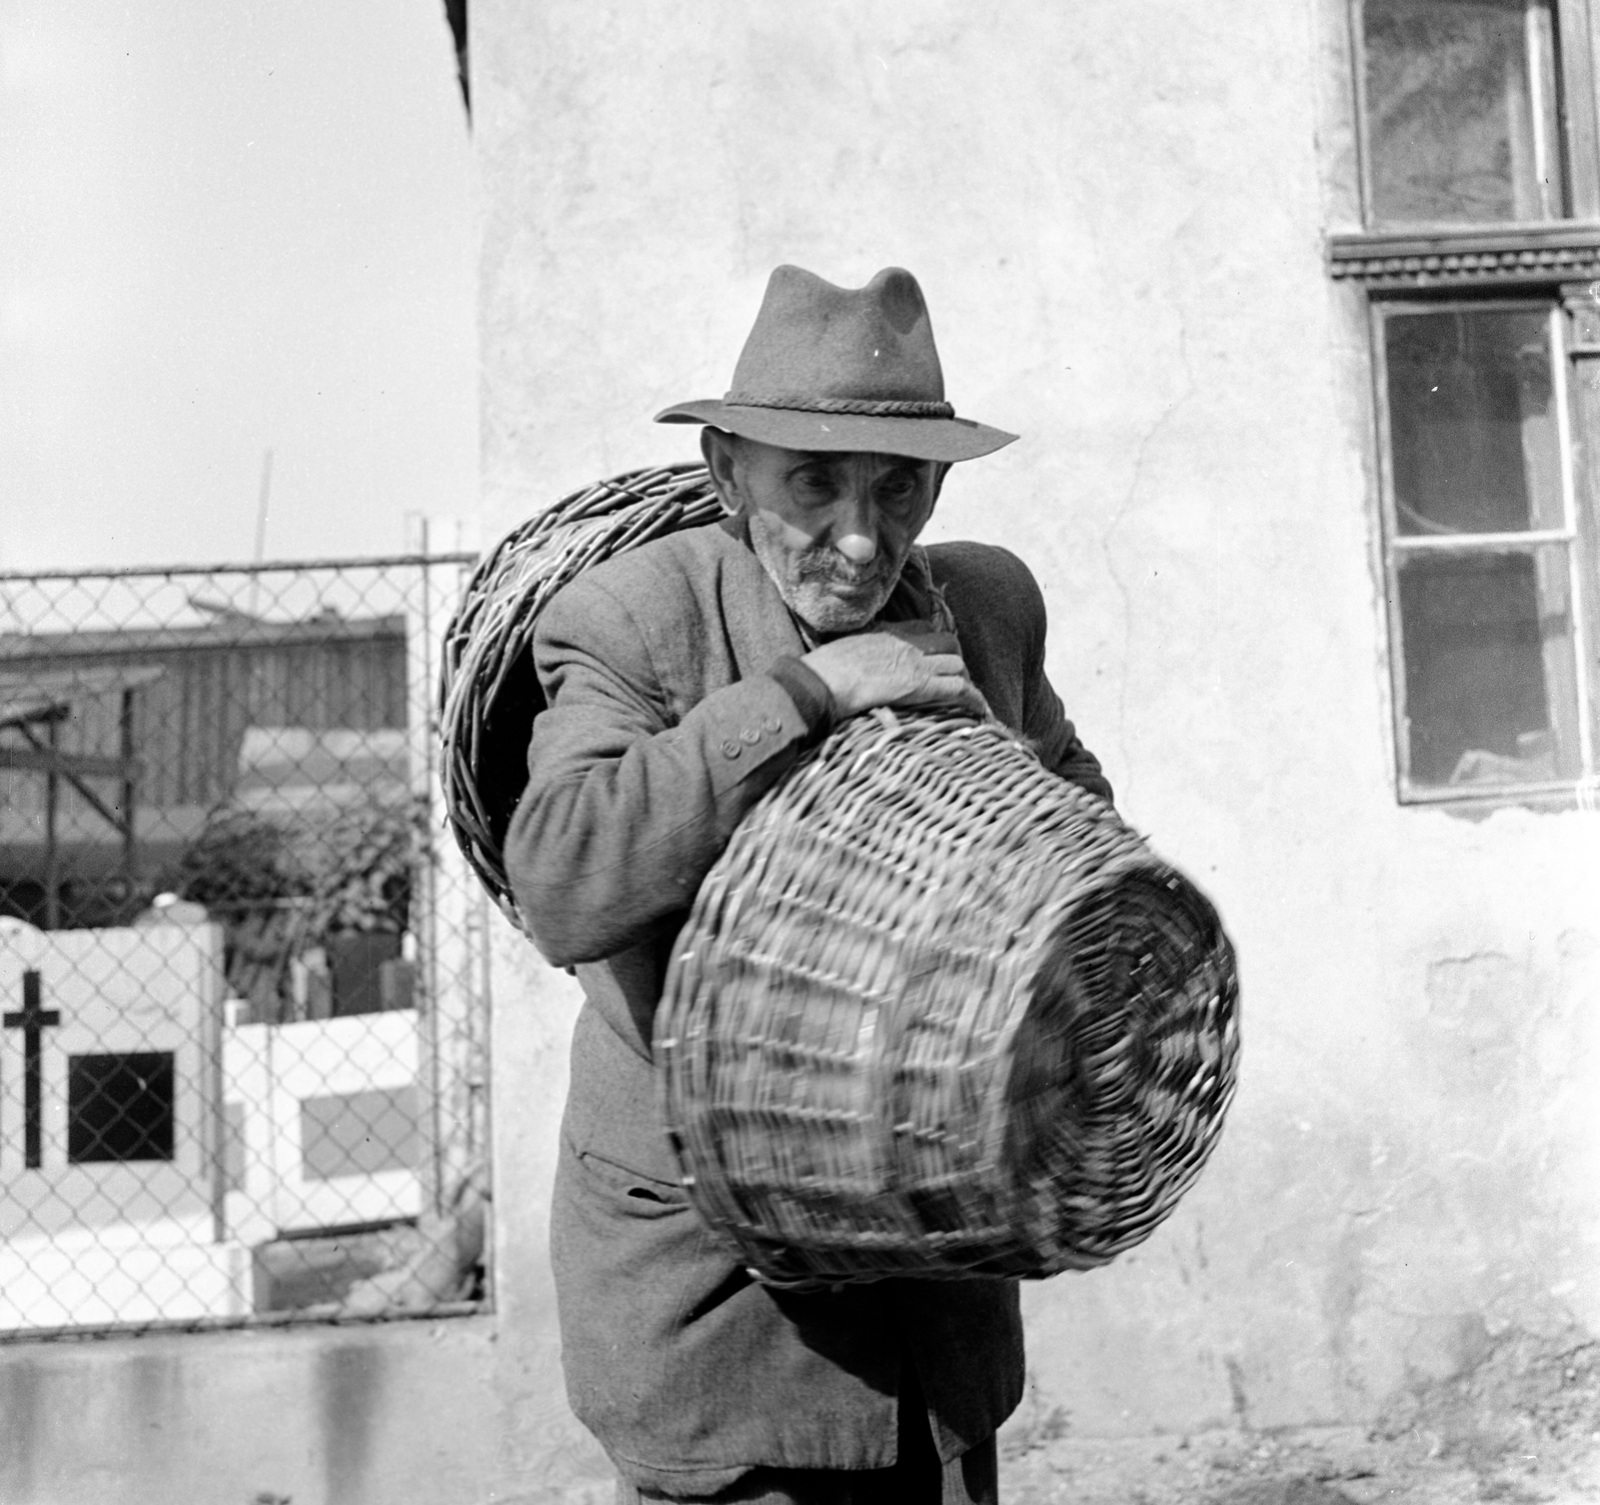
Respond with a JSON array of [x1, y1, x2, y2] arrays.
[[503, 573, 831, 967], [1008, 554, 1115, 807], [1024, 672, 1115, 806]]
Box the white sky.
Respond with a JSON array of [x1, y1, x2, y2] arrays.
[[0, 0, 479, 572]]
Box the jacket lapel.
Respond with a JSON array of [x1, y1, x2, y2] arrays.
[[711, 516, 811, 673]]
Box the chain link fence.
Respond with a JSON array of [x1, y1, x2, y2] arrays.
[[0, 554, 490, 1335]]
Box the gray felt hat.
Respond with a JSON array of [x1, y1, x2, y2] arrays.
[[655, 265, 1018, 463]]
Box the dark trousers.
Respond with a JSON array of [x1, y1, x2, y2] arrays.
[[614, 1371, 1000, 1505]]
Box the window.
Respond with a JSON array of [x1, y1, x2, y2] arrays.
[[1333, 0, 1600, 801], [1362, 0, 1565, 225]]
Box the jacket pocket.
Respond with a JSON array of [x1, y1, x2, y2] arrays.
[[575, 1147, 691, 1219]]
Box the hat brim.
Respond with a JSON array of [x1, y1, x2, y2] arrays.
[[654, 400, 1017, 464]]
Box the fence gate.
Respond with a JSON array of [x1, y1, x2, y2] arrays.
[[0, 553, 489, 1334]]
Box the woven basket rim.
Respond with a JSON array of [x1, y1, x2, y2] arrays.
[[436, 463, 720, 928]]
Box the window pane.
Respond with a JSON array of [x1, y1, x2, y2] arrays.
[[1364, 0, 1563, 224], [1397, 547, 1580, 786], [1385, 308, 1563, 535]]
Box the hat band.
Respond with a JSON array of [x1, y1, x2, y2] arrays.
[[724, 393, 956, 419]]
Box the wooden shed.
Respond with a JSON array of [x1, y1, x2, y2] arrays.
[[0, 614, 408, 928]]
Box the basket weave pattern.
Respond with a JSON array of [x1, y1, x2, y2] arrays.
[[437, 464, 719, 926], [439, 465, 1239, 1287], [657, 708, 1239, 1287]]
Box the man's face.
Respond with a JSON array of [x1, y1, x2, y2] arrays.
[[704, 432, 945, 635]]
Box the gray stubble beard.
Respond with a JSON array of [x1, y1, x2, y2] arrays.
[[745, 519, 901, 637]]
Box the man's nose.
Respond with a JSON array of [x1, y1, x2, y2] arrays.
[[833, 490, 880, 564]]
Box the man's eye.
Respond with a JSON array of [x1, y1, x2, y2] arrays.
[[877, 476, 918, 505], [794, 470, 837, 497]]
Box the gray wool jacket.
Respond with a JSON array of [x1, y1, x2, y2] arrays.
[[505, 517, 1110, 1496]]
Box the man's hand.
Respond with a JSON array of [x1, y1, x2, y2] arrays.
[[802, 628, 987, 721]]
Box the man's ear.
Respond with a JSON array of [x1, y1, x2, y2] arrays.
[[930, 461, 951, 506], [700, 427, 742, 515]]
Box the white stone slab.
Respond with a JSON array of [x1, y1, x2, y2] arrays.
[[223, 1010, 422, 1239], [0, 922, 224, 1241], [0, 1216, 250, 1328]]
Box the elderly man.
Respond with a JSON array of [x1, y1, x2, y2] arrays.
[[507, 265, 1111, 1504]]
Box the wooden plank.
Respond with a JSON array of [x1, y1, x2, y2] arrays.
[[1560, 0, 1600, 219], [0, 666, 165, 729], [13, 723, 133, 839], [0, 616, 406, 661], [0, 748, 140, 779]]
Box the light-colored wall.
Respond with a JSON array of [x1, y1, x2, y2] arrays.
[[4, 4, 1596, 1502], [476, 0, 1600, 1460]]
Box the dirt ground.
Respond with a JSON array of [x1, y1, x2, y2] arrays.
[[1002, 1333, 1600, 1505], [543, 1332, 1600, 1503]]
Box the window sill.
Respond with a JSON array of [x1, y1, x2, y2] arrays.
[[1328, 222, 1600, 288], [1398, 779, 1599, 817]]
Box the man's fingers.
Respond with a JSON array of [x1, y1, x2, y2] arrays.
[[914, 651, 967, 680], [881, 623, 961, 656], [905, 660, 984, 715], [800, 632, 982, 719]]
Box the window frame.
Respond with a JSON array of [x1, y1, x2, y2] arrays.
[[1350, 0, 1600, 231], [1370, 292, 1599, 799], [1334, 0, 1600, 806]]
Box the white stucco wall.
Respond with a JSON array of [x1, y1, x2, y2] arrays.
[[6, 4, 1595, 1503], [476, 0, 1600, 1467]]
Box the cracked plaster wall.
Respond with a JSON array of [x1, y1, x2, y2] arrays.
[[473, 0, 1600, 1472]]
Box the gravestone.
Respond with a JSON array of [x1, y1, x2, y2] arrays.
[[0, 920, 249, 1327], [223, 1010, 423, 1242]]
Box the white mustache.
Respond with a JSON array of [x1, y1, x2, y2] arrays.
[[797, 553, 886, 589]]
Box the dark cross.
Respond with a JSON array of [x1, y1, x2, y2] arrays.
[[5, 971, 61, 1169]]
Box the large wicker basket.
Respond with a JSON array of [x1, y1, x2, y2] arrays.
[[657, 708, 1239, 1286], [437, 464, 719, 928], [440, 466, 1239, 1287]]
